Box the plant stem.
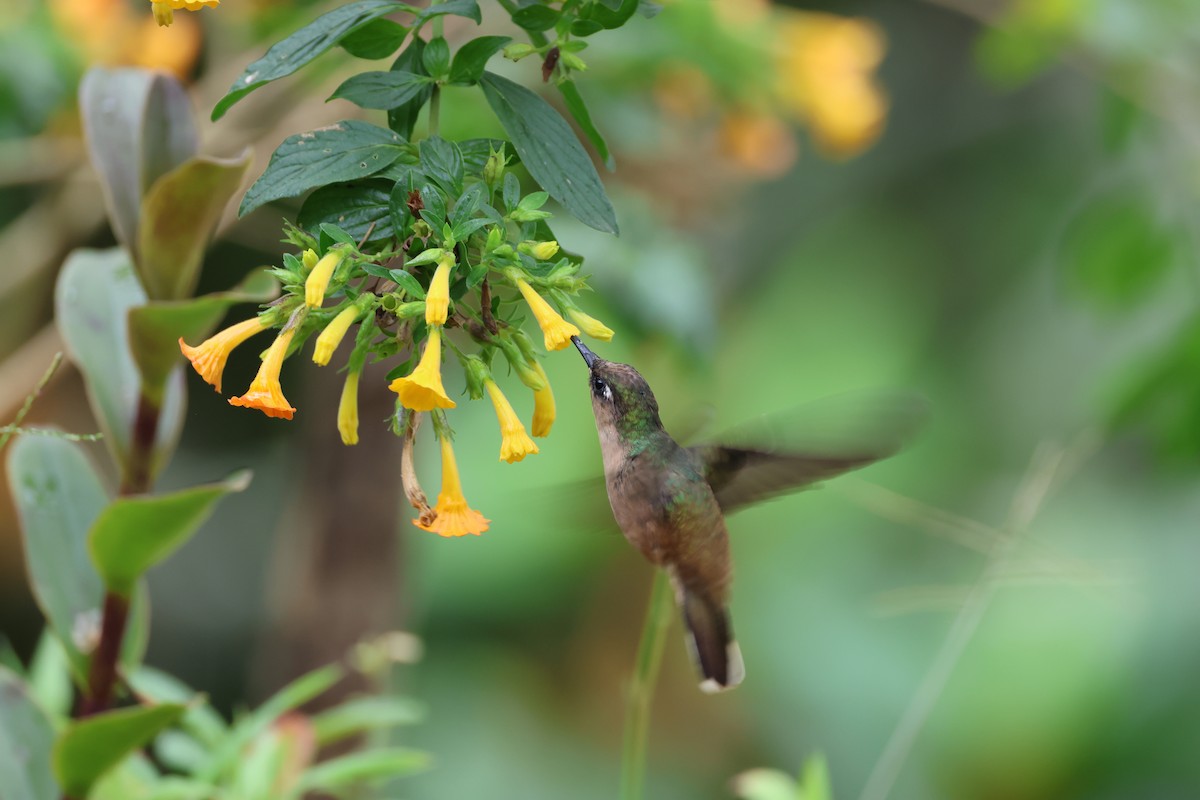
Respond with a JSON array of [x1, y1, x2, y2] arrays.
[[619, 570, 673, 800], [429, 14, 443, 137], [79, 592, 130, 717]]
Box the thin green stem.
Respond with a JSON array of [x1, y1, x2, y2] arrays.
[[429, 14, 443, 137], [619, 570, 673, 800]]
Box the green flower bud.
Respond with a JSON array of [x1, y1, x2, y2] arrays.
[[503, 43, 537, 61], [497, 334, 546, 392], [394, 301, 428, 320], [301, 249, 319, 271], [561, 53, 587, 72], [483, 145, 507, 190], [485, 226, 505, 253], [462, 355, 493, 401], [518, 240, 560, 261]]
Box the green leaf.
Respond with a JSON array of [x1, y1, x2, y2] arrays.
[[128, 270, 280, 397], [480, 72, 617, 234], [79, 69, 197, 258], [239, 120, 406, 216], [212, 0, 407, 120], [340, 18, 409, 59], [422, 36, 451, 79], [299, 181, 400, 246], [311, 696, 425, 746], [28, 632, 72, 719], [1061, 193, 1176, 310], [420, 136, 464, 195], [197, 665, 342, 782], [295, 748, 432, 792], [511, 3, 560, 31], [450, 183, 485, 231], [141, 776, 219, 800], [128, 667, 228, 749], [388, 270, 427, 300], [138, 150, 253, 301], [0, 667, 57, 800], [579, 0, 638, 29], [415, 0, 480, 25], [7, 435, 107, 682], [329, 70, 434, 110], [387, 38, 433, 138], [88, 472, 250, 598], [558, 79, 613, 170], [55, 248, 186, 474], [418, 183, 448, 229], [798, 753, 832, 800], [54, 703, 185, 798], [448, 35, 511, 85]]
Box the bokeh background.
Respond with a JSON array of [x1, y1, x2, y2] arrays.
[[3, 0, 1199, 798]]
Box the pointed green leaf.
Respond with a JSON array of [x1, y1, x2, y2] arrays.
[[480, 72, 617, 234], [55, 249, 186, 474], [0, 667, 57, 800], [415, 0, 480, 25], [240, 120, 406, 216], [329, 70, 434, 110], [387, 269, 427, 300], [80, 69, 197, 256], [311, 696, 426, 746], [512, 3, 559, 31], [212, 0, 408, 120], [558, 79, 613, 170], [298, 181, 400, 246], [128, 667, 228, 749], [7, 435, 107, 682], [422, 36, 451, 79], [419, 136, 463, 195], [197, 665, 342, 781], [27, 632, 72, 719], [53, 703, 185, 798], [448, 35, 511, 85], [89, 471, 251, 598], [128, 270, 279, 396], [387, 37, 433, 138], [138, 150, 253, 301], [295, 748, 432, 792], [340, 18, 408, 59], [579, 0, 638, 29]]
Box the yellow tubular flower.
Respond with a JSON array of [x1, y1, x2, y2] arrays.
[[149, 0, 218, 27], [415, 437, 490, 537], [565, 308, 614, 341], [515, 278, 579, 351], [313, 305, 360, 366], [305, 251, 343, 308], [425, 257, 453, 326], [530, 362, 555, 438], [389, 328, 457, 411], [338, 370, 360, 446], [229, 327, 297, 420], [486, 380, 538, 463], [179, 316, 269, 393]]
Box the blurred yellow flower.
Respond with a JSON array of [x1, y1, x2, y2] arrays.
[[515, 277, 579, 351], [718, 111, 798, 177], [305, 250, 343, 308], [338, 370, 360, 446], [776, 12, 888, 158], [486, 380, 538, 463], [565, 307, 614, 341], [425, 255, 454, 326], [530, 362, 555, 438], [179, 316, 269, 393], [229, 327, 297, 420], [149, 0, 219, 28], [389, 328, 457, 411], [415, 437, 490, 537], [49, 0, 203, 78]]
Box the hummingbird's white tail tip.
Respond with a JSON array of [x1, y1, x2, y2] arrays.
[[699, 641, 745, 694]]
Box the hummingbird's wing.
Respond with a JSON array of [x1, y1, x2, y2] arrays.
[[688, 392, 925, 514]]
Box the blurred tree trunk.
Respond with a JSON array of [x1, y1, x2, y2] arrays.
[[253, 358, 405, 706]]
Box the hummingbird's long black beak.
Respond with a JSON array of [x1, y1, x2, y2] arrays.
[[571, 336, 598, 368]]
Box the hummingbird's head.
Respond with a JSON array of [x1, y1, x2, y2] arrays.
[[572, 337, 662, 438]]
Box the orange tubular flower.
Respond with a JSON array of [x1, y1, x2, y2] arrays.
[[179, 316, 269, 393], [530, 362, 555, 438], [415, 437, 490, 537], [486, 380, 538, 463], [229, 327, 298, 420], [514, 278, 579, 351], [149, 0, 218, 27], [389, 328, 457, 411]]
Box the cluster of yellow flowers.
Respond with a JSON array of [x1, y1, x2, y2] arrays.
[[179, 240, 613, 538]]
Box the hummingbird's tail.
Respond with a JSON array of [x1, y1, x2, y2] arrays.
[[670, 572, 745, 693]]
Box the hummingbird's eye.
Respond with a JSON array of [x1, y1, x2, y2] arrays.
[[591, 377, 612, 401]]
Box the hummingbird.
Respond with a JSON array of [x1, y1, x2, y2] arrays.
[[570, 336, 914, 692]]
